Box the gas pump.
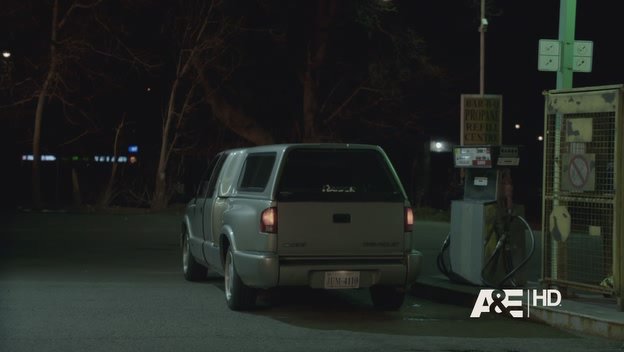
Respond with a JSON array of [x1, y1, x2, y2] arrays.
[[437, 145, 535, 288]]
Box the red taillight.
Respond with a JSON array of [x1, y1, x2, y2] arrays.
[[404, 207, 414, 232], [261, 207, 278, 233]]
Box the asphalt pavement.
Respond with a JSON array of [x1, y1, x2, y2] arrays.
[[0, 210, 622, 351]]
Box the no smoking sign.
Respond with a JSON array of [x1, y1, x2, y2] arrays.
[[562, 153, 595, 192]]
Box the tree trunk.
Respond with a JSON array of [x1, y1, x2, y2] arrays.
[[192, 58, 274, 146], [32, 0, 60, 210], [99, 116, 125, 208], [71, 167, 82, 207], [301, 0, 336, 142], [302, 67, 318, 142], [151, 71, 182, 210]]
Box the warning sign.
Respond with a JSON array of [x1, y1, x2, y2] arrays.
[[561, 153, 595, 192]]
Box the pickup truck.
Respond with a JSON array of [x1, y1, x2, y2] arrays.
[[181, 144, 422, 310]]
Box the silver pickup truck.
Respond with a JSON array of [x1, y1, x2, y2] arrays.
[[181, 144, 422, 310]]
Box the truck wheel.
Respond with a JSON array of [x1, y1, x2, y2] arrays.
[[182, 230, 207, 281], [370, 286, 405, 311], [224, 247, 257, 310]]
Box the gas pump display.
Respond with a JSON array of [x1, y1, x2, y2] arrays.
[[438, 145, 535, 288]]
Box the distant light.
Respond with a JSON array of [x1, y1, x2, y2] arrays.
[[72, 156, 80, 161], [128, 145, 138, 153], [430, 140, 451, 152], [95, 155, 129, 163], [129, 156, 138, 164], [2, 51, 10, 59], [514, 123, 521, 129], [21, 154, 56, 161], [538, 135, 544, 141], [146, 87, 151, 92]]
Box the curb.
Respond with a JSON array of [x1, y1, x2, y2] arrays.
[[527, 303, 624, 341], [410, 276, 624, 341]]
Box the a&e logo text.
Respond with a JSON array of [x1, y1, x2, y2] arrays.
[[470, 289, 562, 318]]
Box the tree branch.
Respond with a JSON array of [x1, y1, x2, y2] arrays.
[[58, 0, 105, 30]]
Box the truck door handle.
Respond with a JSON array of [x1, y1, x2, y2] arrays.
[[333, 213, 351, 223]]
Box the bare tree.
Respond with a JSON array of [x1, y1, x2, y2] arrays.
[[18, 0, 159, 209], [151, 0, 245, 209], [31, 0, 105, 209], [301, 0, 338, 141], [189, 0, 275, 146], [98, 114, 125, 208]]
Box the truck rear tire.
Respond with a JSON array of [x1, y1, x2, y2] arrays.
[[224, 247, 257, 310], [370, 285, 405, 311]]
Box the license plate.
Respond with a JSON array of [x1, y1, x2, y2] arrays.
[[324, 271, 360, 289]]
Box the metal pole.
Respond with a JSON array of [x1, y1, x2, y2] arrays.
[[479, 0, 485, 95], [557, 0, 576, 89], [551, 0, 576, 286]]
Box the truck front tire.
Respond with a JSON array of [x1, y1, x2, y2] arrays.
[[182, 230, 207, 281]]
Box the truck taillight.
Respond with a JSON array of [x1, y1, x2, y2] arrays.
[[404, 207, 414, 232], [261, 207, 278, 233]]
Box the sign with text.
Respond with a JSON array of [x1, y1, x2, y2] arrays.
[[461, 95, 502, 145]]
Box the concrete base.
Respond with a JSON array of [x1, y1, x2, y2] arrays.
[[527, 299, 624, 340]]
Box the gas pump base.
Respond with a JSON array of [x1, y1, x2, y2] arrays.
[[440, 145, 533, 288], [448, 200, 527, 287]]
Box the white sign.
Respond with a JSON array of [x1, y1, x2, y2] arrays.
[[538, 39, 561, 71], [566, 118, 593, 142], [573, 40, 593, 72], [538, 39, 593, 73]]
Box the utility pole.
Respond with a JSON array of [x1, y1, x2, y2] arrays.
[[479, 0, 486, 95]]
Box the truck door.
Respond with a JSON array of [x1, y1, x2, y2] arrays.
[[201, 153, 228, 247], [188, 154, 222, 262]]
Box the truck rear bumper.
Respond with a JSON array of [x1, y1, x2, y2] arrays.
[[233, 250, 423, 289]]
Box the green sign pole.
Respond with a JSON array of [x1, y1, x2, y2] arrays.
[[550, 0, 577, 285], [557, 0, 577, 89]]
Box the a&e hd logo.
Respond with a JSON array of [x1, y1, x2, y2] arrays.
[[470, 289, 562, 318]]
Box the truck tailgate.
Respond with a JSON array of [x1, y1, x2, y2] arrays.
[[277, 202, 405, 256]]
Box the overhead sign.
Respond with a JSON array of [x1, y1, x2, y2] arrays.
[[460, 95, 502, 145], [538, 39, 593, 73], [573, 40, 593, 73], [538, 39, 561, 71]]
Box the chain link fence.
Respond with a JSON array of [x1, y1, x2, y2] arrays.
[[542, 86, 622, 307]]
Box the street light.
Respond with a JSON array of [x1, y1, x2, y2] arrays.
[[430, 140, 451, 152], [2, 51, 10, 59]]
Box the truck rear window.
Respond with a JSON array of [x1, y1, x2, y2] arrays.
[[276, 149, 403, 201], [239, 153, 276, 192]]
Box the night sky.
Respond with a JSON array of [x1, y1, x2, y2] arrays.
[[2, 0, 624, 213]]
